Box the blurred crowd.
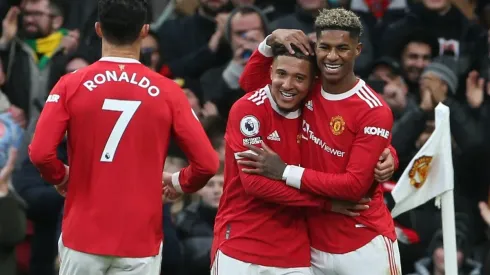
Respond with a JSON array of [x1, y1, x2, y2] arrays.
[[0, 0, 489, 274]]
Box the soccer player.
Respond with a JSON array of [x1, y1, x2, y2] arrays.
[[211, 44, 396, 274], [238, 9, 401, 275], [28, 0, 219, 274]]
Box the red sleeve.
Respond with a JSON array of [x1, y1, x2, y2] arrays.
[[28, 77, 69, 185], [169, 83, 219, 193], [388, 144, 399, 170], [285, 106, 394, 201], [239, 37, 274, 92], [227, 100, 331, 209]]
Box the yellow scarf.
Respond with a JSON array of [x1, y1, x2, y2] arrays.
[[25, 28, 68, 69]]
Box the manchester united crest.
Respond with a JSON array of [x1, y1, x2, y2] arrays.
[[408, 156, 433, 188], [329, 115, 345, 136]]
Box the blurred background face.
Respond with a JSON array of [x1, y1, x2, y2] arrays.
[[401, 42, 432, 84], [141, 35, 160, 71], [422, 0, 450, 12], [22, 0, 61, 39], [270, 56, 313, 111], [297, 0, 326, 11], [230, 11, 264, 53], [198, 174, 224, 208], [368, 65, 407, 112], [382, 77, 407, 111], [433, 247, 464, 273]]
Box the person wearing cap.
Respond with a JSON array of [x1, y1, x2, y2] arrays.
[[408, 216, 481, 275], [418, 56, 484, 153]]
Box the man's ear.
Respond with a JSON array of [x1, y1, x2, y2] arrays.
[[95, 22, 103, 38], [355, 42, 363, 58], [140, 24, 150, 39]]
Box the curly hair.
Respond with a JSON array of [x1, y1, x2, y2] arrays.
[[314, 8, 363, 39]]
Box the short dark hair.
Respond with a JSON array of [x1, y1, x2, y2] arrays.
[[272, 43, 315, 62], [98, 0, 149, 45], [315, 8, 363, 40], [397, 29, 439, 59], [272, 43, 317, 74]]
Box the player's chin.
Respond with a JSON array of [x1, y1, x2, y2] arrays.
[[321, 72, 344, 83], [320, 67, 349, 82], [276, 98, 302, 112]]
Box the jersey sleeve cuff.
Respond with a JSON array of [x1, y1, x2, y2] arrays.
[[258, 35, 273, 57], [171, 172, 184, 193], [284, 165, 304, 189]]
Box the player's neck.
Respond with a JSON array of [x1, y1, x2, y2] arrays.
[[321, 72, 358, 95], [101, 40, 140, 61]]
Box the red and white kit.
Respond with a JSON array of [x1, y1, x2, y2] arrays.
[[239, 39, 402, 275], [29, 57, 218, 274], [212, 85, 331, 275]]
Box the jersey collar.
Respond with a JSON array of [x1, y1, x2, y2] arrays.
[[321, 79, 364, 101], [99, 56, 141, 64]]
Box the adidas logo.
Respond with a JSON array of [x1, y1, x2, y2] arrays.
[[267, 130, 280, 141], [305, 100, 313, 111]]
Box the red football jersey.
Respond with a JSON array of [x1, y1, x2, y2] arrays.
[[239, 40, 397, 254], [29, 57, 219, 257], [296, 80, 396, 253], [212, 85, 330, 268]]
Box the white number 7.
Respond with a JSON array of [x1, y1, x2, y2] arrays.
[[100, 99, 141, 162]]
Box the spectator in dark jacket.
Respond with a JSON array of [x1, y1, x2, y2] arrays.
[[175, 167, 223, 275], [12, 140, 66, 275], [157, 0, 233, 79]]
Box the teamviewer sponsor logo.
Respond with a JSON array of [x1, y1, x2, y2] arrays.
[[364, 126, 390, 139], [302, 120, 345, 157]]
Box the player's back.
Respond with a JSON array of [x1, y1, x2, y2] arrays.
[[61, 57, 173, 257], [302, 79, 395, 253], [212, 86, 311, 268]]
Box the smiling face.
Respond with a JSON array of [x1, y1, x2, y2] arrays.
[[269, 55, 314, 112], [315, 29, 361, 84]]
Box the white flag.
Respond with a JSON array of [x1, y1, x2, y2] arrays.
[[391, 103, 454, 218]]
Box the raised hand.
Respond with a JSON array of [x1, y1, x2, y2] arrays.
[[0, 7, 20, 44], [465, 70, 485, 109], [267, 29, 313, 56]]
